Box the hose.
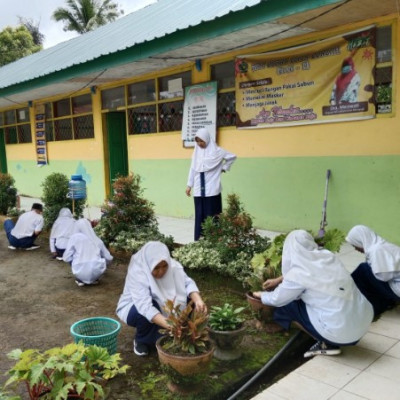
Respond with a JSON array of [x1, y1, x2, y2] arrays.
[[226, 330, 303, 400]]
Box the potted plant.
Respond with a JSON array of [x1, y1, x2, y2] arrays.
[[208, 303, 246, 360], [155, 299, 214, 395], [4, 342, 130, 400]]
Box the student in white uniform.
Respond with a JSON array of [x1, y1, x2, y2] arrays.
[[185, 128, 236, 241], [116, 241, 207, 356], [63, 218, 113, 286], [253, 230, 373, 358], [4, 203, 43, 250], [49, 208, 76, 260], [346, 225, 400, 317]]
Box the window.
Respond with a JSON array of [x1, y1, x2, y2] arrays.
[[101, 86, 125, 109], [375, 25, 393, 114], [0, 108, 31, 144], [45, 94, 94, 141], [211, 61, 236, 127]]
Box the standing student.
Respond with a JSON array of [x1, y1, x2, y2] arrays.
[[116, 241, 206, 356], [4, 203, 43, 250], [63, 218, 113, 286], [185, 128, 236, 241], [346, 225, 400, 317], [49, 207, 76, 259], [253, 230, 373, 358]]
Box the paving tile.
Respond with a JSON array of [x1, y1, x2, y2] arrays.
[[356, 331, 398, 354], [378, 306, 400, 322], [295, 356, 360, 388], [385, 340, 400, 359], [267, 371, 337, 400], [330, 345, 380, 370], [365, 354, 400, 381], [344, 370, 400, 400], [251, 390, 286, 400], [330, 391, 368, 400], [368, 318, 400, 340]]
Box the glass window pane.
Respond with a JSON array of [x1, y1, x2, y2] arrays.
[[158, 101, 183, 132], [217, 92, 236, 127], [0, 113, 3, 126], [18, 124, 32, 143], [45, 103, 53, 119], [128, 80, 156, 105], [128, 105, 157, 134], [72, 94, 92, 114], [211, 61, 235, 89], [5, 110, 15, 125], [376, 26, 392, 63], [53, 99, 71, 118], [5, 127, 17, 144], [16, 107, 30, 123], [54, 119, 73, 141], [101, 86, 125, 109], [158, 71, 191, 99], [73, 115, 94, 139], [45, 121, 54, 141]]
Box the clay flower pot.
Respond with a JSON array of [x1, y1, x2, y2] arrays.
[[208, 325, 246, 360], [156, 336, 214, 395], [246, 291, 274, 321]]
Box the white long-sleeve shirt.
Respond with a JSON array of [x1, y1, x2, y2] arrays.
[[187, 151, 236, 197], [11, 210, 43, 238]]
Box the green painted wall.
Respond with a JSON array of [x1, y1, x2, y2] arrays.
[[7, 159, 106, 207], [131, 155, 400, 244]]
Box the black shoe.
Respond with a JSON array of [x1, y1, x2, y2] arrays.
[[304, 341, 341, 358], [133, 340, 149, 356]]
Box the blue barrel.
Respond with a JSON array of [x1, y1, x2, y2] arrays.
[[68, 174, 86, 200]]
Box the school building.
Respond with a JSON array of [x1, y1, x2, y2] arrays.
[[0, 0, 398, 241]]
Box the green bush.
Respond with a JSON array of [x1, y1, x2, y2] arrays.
[[0, 173, 17, 215], [95, 173, 174, 252], [41, 172, 86, 230]]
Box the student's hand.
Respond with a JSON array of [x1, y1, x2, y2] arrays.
[[190, 292, 207, 313], [262, 276, 283, 291], [185, 186, 192, 197], [252, 291, 262, 299]]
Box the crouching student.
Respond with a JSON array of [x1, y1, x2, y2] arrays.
[[63, 218, 113, 287], [116, 241, 207, 357], [252, 230, 373, 358], [346, 225, 400, 317], [4, 202, 43, 250], [49, 208, 75, 260]]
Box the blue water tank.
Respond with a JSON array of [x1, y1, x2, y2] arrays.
[[68, 175, 86, 200]]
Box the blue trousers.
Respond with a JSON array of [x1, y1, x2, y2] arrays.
[[126, 301, 163, 346], [351, 262, 400, 317], [273, 299, 358, 347], [194, 193, 222, 241], [4, 220, 37, 248]]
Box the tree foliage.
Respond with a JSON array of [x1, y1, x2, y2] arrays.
[[18, 17, 45, 46], [52, 0, 124, 34], [0, 26, 41, 67]]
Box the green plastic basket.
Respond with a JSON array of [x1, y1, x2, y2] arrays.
[[70, 317, 121, 354]]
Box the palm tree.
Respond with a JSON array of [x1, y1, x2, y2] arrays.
[[52, 0, 124, 34]]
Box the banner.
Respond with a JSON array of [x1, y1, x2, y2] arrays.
[[34, 104, 47, 166], [181, 81, 217, 147], [235, 27, 376, 128]]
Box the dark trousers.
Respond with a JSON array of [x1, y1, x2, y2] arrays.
[[4, 220, 37, 248], [351, 262, 400, 317], [194, 193, 222, 241], [126, 301, 163, 346], [273, 299, 357, 347]]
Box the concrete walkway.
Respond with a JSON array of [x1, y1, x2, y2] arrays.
[[19, 196, 400, 400]]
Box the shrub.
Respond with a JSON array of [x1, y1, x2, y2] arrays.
[[41, 173, 86, 230], [0, 173, 17, 215], [95, 173, 174, 251]]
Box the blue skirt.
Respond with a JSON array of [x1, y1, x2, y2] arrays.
[[194, 193, 222, 241]]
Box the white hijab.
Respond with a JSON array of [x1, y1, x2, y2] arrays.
[[131, 241, 187, 309], [51, 208, 75, 238], [346, 225, 400, 274], [74, 218, 103, 250], [282, 230, 354, 300], [191, 128, 226, 172]]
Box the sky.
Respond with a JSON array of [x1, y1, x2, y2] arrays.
[[0, 0, 156, 49]]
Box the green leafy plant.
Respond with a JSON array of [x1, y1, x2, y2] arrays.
[[41, 173, 86, 230], [0, 173, 17, 215], [208, 303, 245, 331], [95, 173, 174, 251], [4, 342, 129, 400], [314, 228, 345, 252], [159, 299, 210, 355]]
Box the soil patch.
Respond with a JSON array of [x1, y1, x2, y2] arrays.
[[0, 230, 306, 400]]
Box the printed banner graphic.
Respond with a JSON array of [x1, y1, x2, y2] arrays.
[[235, 27, 376, 128], [182, 81, 217, 147]]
